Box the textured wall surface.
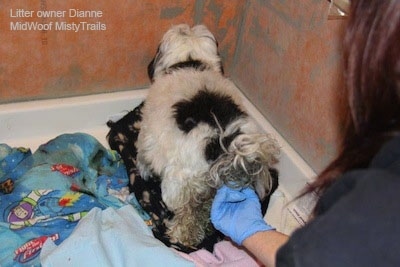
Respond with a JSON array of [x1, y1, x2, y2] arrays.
[[1, 0, 347, 173], [232, 1, 347, 172], [0, 0, 243, 102]]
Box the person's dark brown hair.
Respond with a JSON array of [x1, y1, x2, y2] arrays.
[[305, 0, 400, 199]]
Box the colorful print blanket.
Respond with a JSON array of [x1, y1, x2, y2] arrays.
[[0, 133, 151, 267]]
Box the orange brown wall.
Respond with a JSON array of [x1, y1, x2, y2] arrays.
[[232, 0, 348, 173], [0, 0, 347, 174], [0, 0, 244, 101]]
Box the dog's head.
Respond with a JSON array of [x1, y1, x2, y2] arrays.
[[147, 24, 224, 82]]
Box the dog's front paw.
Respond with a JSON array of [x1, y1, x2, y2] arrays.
[[166, 218, 204, 248], [165, 198, 214, 248]]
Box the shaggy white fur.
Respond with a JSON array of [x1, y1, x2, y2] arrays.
[[149, 24, 223, 80], [138, 70, 271, 207], [136, 24, 280, 247]]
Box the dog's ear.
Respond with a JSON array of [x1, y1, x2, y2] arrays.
[[147, 46, 161, 82]]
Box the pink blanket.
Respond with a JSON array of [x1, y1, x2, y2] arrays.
[[177, 240, 263, 267]]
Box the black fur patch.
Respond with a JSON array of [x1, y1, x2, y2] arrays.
[[172, 89, 246, 133], [147, 51, 224, 82], [205, 130, 241, 162], [168, 60, 209, 73]]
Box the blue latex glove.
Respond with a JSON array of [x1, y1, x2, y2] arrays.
[[211, 185, 274, 245]]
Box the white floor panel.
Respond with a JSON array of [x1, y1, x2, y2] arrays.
[[0, 88, 316, 234]]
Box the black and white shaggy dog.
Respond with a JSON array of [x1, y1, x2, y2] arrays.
[[107, 24, 280, 251], [135, 24, 280, 249]]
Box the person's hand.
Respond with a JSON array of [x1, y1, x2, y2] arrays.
[[211, 185, 274, 245]]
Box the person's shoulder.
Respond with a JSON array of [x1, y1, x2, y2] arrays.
[[317, 135, 400, 215], [278, 175, 400, 266], [275, 137, 400, 267], [370, 135, 400, 172], [277, 167, 400, 267]]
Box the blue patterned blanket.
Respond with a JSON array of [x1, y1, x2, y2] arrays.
[[0, 133, 152, 266]]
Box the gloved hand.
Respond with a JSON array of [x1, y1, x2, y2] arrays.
[[211, 185, 274, 245]]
